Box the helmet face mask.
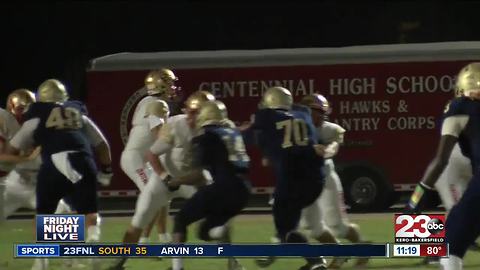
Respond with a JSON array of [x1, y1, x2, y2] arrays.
[[145, 68, 179, 98], [300, 93, 331, 126], [300, 94, 331, 115], [196, 100, 228, 128], [183, 90, 216, 128], [260, 87, 293, 110], [7, 89, 36, 121], [455, 62, 480, 98]]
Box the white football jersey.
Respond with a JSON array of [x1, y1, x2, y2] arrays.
[[158, 114, 195, 177], [124, 96, 161, 152], [0, 108, 21, 173]]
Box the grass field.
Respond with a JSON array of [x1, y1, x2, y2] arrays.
[[1, 213, 479, 270]]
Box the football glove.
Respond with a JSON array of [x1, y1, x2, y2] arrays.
[[162, 174, 180, 192], [97, 165, 113, 187]]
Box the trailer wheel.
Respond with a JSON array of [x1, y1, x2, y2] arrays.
[[342, 168, 392, 212]]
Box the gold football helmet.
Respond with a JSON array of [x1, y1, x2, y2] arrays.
[[37, 79, 69, 102], [145, 99, 170, 121], [260, 87, 293, 110], [300, 93, 331, 114], [184, 90, 216, 110], [6, 89, 36, 119], [455, 62, 480, 97], [144, 68, 178, 97], [196, 100, 228, 128]]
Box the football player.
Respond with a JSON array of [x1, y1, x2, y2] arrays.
[[165, 100, 250, 270], [0, 89, 34, 222], [299, 94, 369, 268], [120, 69, 175, 243], [241, 87, 327, 270], [407, 63, 480, 270], [6, 79, 112, 270], [109, 90, 215, 270]]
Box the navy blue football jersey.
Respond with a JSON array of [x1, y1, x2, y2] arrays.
[[24, 102, 93, 160], [243, 108, 318, 157], [192, 125, 250, 185], [442, 96, 480, 168], [242, 108, 324, 196]]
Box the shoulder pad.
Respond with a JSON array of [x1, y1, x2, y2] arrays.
[[64, 100, 89, 115], [291, 103, 312, 114]]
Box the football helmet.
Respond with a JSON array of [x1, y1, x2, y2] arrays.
[[196, 100, 228, 127], [37, 79, 69, 102], [145, 99, 170, 121], [260, 87, 293, 110], [144, 68, 178, 98], [455, 62, 480, 97], [300, 93, 331, 114], [6, 88, 36, 120], [184, 90, 215, 111]]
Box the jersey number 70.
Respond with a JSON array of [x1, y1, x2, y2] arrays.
[[276, 119, 309, 148]]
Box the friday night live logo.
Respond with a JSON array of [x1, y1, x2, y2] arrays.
[[36, 215, 85, 242]]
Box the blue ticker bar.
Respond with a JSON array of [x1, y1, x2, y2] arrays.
[[16, 244, 387, 257]]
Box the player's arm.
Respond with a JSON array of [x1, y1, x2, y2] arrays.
[[83, 116, 111, 168], [240, 112, 265, 146], [6, 118, 38, 155], [0, 147, 39, 163], [83, 116, 112, 185], [146, 100, 168, 138], [167, 135, 207, 187], [322, 125, 345, 159], [146, 123, 173, 177], [407, 114, 466, 211]]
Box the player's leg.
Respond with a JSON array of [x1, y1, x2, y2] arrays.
[[120, 150, 161, 242], [65, 152, 103, 270], [274, 196, 326, 270], [170, 186, 212, 270], [440, 176, 480, 270], [3, 171, 36, 218], [196, 180, 250, 270], [157, 206, 172, 242], [302, 196, 337, 243], [120, 150, 149, 189], [0, 175, 6, 222], [263, 183, 326, 270], [435, 162, 458, 212], [32, 166, 68, 270], [321, 169, 369, 268], [108, 174, 169, 270]]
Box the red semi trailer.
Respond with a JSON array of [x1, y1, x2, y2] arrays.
[[86, 41, 480, 210]]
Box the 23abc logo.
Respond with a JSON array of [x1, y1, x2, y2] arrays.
[[395, 214, 445, 238]]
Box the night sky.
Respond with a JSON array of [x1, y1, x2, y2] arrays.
[[1, 1, 479, 105]]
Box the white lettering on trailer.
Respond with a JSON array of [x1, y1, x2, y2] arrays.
[[329, 78, 376, 95], [198, 79, 315, 98], [385, 75, 455, 94], [339, 100, 390, 114]]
